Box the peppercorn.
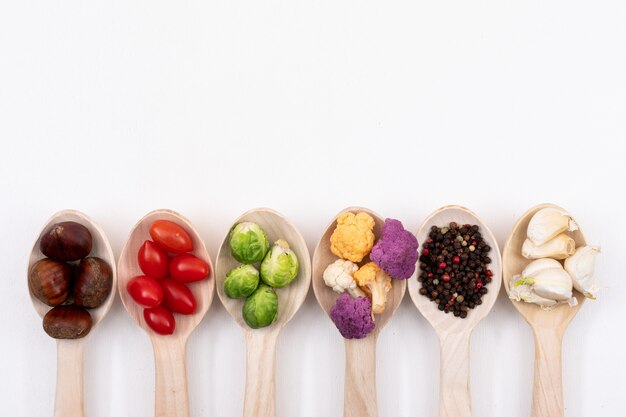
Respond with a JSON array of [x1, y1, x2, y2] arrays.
[[417, 223, 493, 319]]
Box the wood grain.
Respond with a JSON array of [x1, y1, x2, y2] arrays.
[[312, 207, 406, 417], [54, 339, 85, 417], [28, 209, 117, 417], [117, 209, 215, 417], [153, 337, 190, 417], [243, 329, 279, 417], [502, 203, 586, 417], [214, 208, 311, 417], [343, 337, 377, 417], [407, 205, 502, 417]]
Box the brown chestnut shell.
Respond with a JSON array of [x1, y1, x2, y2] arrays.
[[74, 257, 113, 308], [43, 305, 92, 339], [28, 258, 73, 306], [40, 221, 92, 261]]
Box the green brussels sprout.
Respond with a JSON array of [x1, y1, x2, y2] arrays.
[[229, 222, 270, 264], [224, 264, 260, 299], [260, 239, 299, 288], [242, 284, 278, 328]]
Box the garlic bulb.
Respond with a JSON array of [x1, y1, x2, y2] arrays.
[[527, 207, 578, 246], [565, 246, 600, 299], [510, 259, 578, 309], [522, 234, 576, 259]]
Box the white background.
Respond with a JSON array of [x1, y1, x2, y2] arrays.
[[1, 1, 625, 416]]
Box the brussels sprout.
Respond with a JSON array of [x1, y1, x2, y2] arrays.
[[229, 222, 270, 264], [242, 284, 278, 328], [260, 240, 299, 288], [224, 264, 260, 299]]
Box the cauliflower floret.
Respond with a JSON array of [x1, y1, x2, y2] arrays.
[[370, 218, 419, 279], [330, 293, 375, 339], [330, 212, 375, 263], [353, 262, 392, 314], [323, 259, 366, 298]]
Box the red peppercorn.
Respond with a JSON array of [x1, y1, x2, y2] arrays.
[[426, 238, 433, 244], [442, 274, 451, 282], [452, 256, 460, 264], [427, 272, 433, 278], [438, 262, 447, 269], [486, 269, 493, 277], [476, 281, 483, 289], [472, 240, 477, 246], [422, 248, 429, 256]]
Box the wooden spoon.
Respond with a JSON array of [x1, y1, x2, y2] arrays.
[[117, 209, 214, 417], [312, 207, 406, 417], [215, 208, 311, 417], [502, 203, 586, 417], [407, 205, 502, 417], [27, 209, 117, 417]]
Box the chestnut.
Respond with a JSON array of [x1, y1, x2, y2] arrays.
[[43, 305, 92, 339], [28, 258, 73, 306], [40, 221, 92, 261], [74, 257, 113, 308]]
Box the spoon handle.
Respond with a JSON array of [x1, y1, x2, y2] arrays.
[[54, 339, 85, 417], [153, 338, 190, 417], [531, 326, 564, 417], [439, 330, 472, 417], [243, 330, 278, 417], [344, 338, 377, 417]]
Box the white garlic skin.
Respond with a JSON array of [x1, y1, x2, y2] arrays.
[[522, 234, 576, 260], [526, 267, 573, 301], [511, 259, 578, 308], [527, 207, 578, 246], [565, 246, 600, 299]]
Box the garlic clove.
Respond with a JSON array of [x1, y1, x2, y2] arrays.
[[511, 260, 579, 308], [565, 246, 600, 299], [521, 293, 558, 308], [509, 274, 553, 305], [521, 258, 563, 276], [522, 234, 576, 260], [531, 268, 573, 301], [527, 207, 578, 246]]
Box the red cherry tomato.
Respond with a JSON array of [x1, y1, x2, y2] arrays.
[[149, 220, 193, 254], [169, 253, 210, 283], [143, 306, 175, 335], [138, 240, 168, 279], [160, 279, 197, 315], [127, 275, 163, 307]]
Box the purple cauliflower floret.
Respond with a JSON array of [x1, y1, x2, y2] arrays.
[[370, 218, 419, 279], [329, 293, 375, 339]]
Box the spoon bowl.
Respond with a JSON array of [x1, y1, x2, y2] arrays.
[[28, 209, 117, 417], [312, 207, 406, 417], [502, 203, 586, 417], [118, 209, 214, 417], [215, 208, 311, 417], [407, 205, 502, 417], [502, 203, 585, 325]]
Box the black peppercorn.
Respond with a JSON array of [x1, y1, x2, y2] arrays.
[[417, 223, 493, 319]]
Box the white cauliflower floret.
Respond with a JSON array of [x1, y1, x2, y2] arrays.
[[323, 259, 365, 298]]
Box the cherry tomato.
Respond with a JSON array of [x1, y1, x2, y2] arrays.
[[143, 306, 175, 335], [137, 240, 168, 279], [160, 279, 197, 315], [127, 275, 163, 307], [169, 253, 210, 283], [149, 220, 193, 254]]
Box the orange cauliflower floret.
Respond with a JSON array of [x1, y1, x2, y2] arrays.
[[353, 262, 392, 314], [330, 212, 375, 263]]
